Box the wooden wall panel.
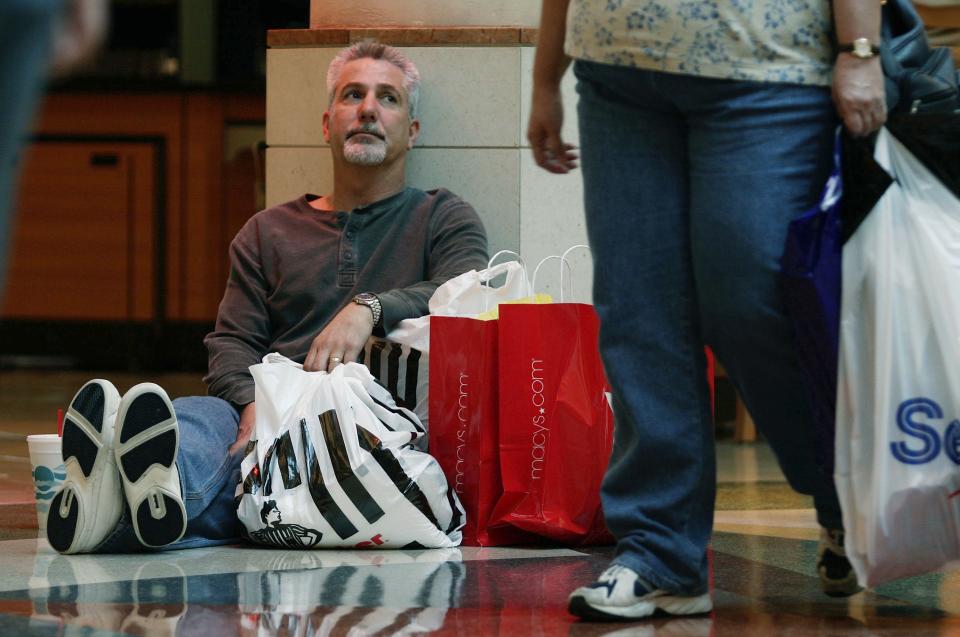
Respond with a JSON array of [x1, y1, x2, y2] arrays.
[[6, 91, 265, 324], [32, 93, 185, 319], [1, 142, 157, 320]]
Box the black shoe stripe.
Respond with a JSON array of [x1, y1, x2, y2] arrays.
[[135, 494, 185, 547], [120, 429, 177, 483], [568, 596, 638, 622], [61, 418, 99, 478], [120, 392, 173, 445], [46, 489, 79, 553], [71, 383, 105, 434]]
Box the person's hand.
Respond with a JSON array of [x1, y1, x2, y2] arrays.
[[50, 0, 108, 77], [229, 402, 256, 456], [528, 85, 578, 174], [832, 55, 886, 137], [303, 303, 374, 372]]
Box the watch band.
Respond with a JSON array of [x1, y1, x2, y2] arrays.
[[353, 292, 382, 328], [837, 38, 880, 59]]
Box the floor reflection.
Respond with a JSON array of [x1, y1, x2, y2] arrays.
[[14, 539, 960, 637]]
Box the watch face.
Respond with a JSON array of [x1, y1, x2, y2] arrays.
[[853, 38, 872, 58]]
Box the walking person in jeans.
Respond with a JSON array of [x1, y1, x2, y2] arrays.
[[528, 0, 886, 620]]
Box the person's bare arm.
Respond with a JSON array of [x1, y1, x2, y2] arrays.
[[528, 0, 578, 174], [832, 0, 886, 136], [229, 402, 256, 456]]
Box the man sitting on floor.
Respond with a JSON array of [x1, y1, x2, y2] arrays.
[[46, 41, 488, 553]]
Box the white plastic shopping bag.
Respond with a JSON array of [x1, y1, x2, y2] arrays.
[[835, 127, 960, 587], [360, 256, 532, 431], [236, 353, 464, 549]]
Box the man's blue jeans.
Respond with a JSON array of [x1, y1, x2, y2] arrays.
[[94, 396, 243, 552], [574, 60, 843, 595]]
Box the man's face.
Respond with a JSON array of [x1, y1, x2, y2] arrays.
[[323, 57, 420, 167]]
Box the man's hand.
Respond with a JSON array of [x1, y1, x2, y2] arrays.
[[230, 402, 256, 456], [528, 86, 578, 174], [303, 303, 374, 371], [832, 55, 886, 137]]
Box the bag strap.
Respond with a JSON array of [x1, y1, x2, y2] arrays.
[[820, 127, 844, 212]]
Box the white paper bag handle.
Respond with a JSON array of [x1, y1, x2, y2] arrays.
[[560, 244, 590, 303], [532, 244, 591, 302], [532, 255, 573, 302]]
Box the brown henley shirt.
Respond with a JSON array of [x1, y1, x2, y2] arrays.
[[203, 187, 488, 408]]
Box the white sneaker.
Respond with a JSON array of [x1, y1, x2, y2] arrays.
[[568, 564, 712, 621], [47, 380, 124, 554], [114, 383, 187, 548]]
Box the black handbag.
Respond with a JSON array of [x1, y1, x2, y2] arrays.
[[880, 0, 960, 114]]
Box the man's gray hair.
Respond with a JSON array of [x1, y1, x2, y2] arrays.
[[326, 41, 421, 119]]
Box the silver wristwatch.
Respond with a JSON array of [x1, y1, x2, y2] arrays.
[[353, 292, 382, 327]]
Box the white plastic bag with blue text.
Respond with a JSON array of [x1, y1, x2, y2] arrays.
[[835, 128, 960, 587]]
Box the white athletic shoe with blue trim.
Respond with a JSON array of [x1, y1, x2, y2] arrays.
[[568, 564, 712, 621]]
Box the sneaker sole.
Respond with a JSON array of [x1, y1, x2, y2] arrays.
[[47, 380, 122, 554], [115, 384, 186, 548], [821, 575, 862, 597], [568, 592, 712, 621]]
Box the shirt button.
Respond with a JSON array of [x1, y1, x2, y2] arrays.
[[345, 252, 353, 260]]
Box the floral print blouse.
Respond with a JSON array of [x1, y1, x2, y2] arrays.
[[565, 0, 836, 86]]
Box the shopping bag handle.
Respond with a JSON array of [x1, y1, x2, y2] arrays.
[[820, 126, 844, 211], [531, 244, 591, 303], [532, 255, 573, 302], [488, 249, 524, 271], [560, 244, 590, 303], [482, 250, 531, 312]]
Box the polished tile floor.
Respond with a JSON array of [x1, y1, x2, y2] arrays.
[[1, 371, 959, 636]]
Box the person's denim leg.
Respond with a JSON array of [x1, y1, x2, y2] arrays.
[[679, 76, 843, 529], [94, 396, 243, 552], [574, 60, 844, 593], [575, 61, 715, 595]]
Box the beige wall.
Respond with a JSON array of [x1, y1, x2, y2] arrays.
[[310, 1, 540, 28]]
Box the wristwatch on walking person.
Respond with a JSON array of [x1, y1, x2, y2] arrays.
[[837, 37, 880, 59]]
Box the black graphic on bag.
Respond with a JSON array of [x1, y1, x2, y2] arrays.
[[247, 499, 323, 548], [360, 338, 429, 430]]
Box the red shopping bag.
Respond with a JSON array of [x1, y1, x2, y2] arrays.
[[489, 302, 614, 544], [429, 316, 539, 546]]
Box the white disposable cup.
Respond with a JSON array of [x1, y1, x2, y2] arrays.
[[26, 434, 65, 531]]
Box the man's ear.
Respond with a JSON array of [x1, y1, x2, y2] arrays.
[[322, 111, 331, 143], [407, 119, 420, 150]]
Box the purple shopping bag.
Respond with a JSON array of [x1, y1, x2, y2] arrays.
[[780, 129, 843, 474]]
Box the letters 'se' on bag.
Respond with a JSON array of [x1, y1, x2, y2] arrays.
[[236, 355, 464, 549]]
